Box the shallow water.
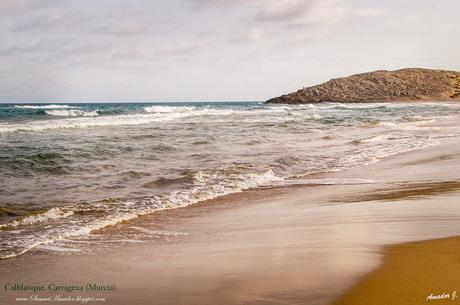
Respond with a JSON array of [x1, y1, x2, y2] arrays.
[[1, 101, 460, 259]]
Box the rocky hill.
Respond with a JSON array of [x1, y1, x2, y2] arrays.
[[266, 68, 460, 104]]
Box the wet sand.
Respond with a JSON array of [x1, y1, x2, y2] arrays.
[[1, 138, 460, 305]]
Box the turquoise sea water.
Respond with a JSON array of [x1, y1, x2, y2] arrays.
[[1, 101, 460, 258]]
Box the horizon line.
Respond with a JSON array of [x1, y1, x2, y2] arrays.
[[0, 100, 264, 104]]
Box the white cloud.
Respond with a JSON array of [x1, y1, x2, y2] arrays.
[[353, 8, 385, 18], [11, 10, 86, 32], [254, 0, 381, 26], [0, 0, 60, 15], [0, 0, 457, 102], [187, 0, 256, 9], [231, 27, 267, 43], [155, 42, 205, 56], [95, 19, 148, 36], [113, 45, 150, 60], [228, 0, 384, 45], [290, 29, 331, 44], [0, 38, 108, 64], [254, 0, 311, 23]]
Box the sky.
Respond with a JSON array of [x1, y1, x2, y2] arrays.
[[0, 0, 459, 102]]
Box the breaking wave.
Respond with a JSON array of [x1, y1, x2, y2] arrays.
[[15, 105, 77, 109], [0, 108, 240, 133], [144, 105, 196, 113], [0, 169, 283, 259], [45, 109, 99, 117], [1, 101, 460, 260]]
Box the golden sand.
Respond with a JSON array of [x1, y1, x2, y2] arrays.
[[334, 236, 460, 305]]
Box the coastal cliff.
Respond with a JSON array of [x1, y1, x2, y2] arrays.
[[266, 68, 460, 104]]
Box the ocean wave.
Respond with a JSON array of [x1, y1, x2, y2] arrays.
[[15, 104, 77, 109], [0, 168, 283, 259], [7, 135, 437, 259], [0, 113, 187, 133], [0, 108, 239, 133], [0, 207, 74, 229], [379, 119, 442, 131], [312, 113, 322, 119], [145, 105, 237, 116], [144, 105, 196, 113], [2, 102, 459, 259], [45, 109, 99, 117], [0, 128, 444, 259], [2, 103, 393, 133], [0, 152, 70, 176]]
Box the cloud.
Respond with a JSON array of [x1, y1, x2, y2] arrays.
[[226, 0, 386, 45], [439, 23, 455, 33], [155, 42, 205, 56], [113, 45, 150, 60], [0, 0, 60, 15], [11, 10, 87, 32], [191, 0, 385, 47], [189, 0, 350, 26], [0, 38, 107, 63], [0, 39, 66, 56], [254, 0, 314, 23], [353, 8, 385, 18], [289, 29, 331, 44], [95, 19, 149, 36], [254, 0, 352, 26], [186, 0, 254, 9], [231, 27, 267, 43], [89, 7, 181, 37]]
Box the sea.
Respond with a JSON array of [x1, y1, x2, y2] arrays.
[[1, 101, 460, 259]]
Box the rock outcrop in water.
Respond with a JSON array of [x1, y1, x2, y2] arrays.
[[266, 68, 460, 104]]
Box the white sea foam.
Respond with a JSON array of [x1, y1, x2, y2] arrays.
[[361, 134, 390, 143], [380, 120, 442, 131], [45, 109, 99, 117], [313, 113, 322, 119], [0, 169, 285, 259], [36, 244, 81, 252], [131, 226, 188, 236], [282, 178, 376, 186], [98, 239, 146, 244], [1, 104, 336, 133], [0, 113, 185, 133], [0, 108, 240, 133], [0, 208, 74, 229], [144, 105, 195, 113], [15, 104, 77, 109], [266, 106, 291, 112]]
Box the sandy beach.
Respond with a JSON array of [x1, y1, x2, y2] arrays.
[[334, 235, 460, 305], [1, 137, 460, 305]]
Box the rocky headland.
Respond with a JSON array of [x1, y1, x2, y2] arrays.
[[266, 68, 460, 104]]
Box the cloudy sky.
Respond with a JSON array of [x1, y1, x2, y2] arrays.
[[0, 0, 459, 102]]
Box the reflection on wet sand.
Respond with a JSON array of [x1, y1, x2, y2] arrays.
[[334, 180, 460, 203]]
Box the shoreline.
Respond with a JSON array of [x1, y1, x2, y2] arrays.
[[1, 137, 460, 304]]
